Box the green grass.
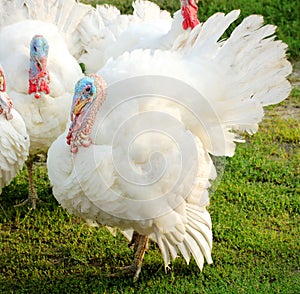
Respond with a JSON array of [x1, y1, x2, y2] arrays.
[[85, 0, 300, 61], [1, 1, 299, 293]]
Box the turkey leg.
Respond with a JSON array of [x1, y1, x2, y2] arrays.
[[15, 155, 39, 209], [110, 232, 149, 282]]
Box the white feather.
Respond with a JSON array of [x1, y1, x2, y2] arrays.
[[48, 8, 291, 272], [0, 108, 29, 194]]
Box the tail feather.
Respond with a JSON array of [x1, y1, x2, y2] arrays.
[[183, 233, 205, 270], [156, 235, 171, 268], [165, 231, 185, 245], [186, 216, 212, 249], [180, 10, 240, 55], [186, 205, 212, 229], [186, 225, 213, 264], [163, 236, 179, 260], [177, 242, 191, 264], [214, 14, 292, 107]]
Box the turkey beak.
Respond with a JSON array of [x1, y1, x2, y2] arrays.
[[72, 93, 90, 117], [0, 68, 6, 92], [0, 76, 4, 91], [35, 56, 47, 74], [73, 99, 87, 116]]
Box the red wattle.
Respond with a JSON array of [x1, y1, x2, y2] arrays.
[[28, 80, 37, 95], [66, 129, 72, 145], [28, 66, 50, 98], [39, 79, 50, 95], [181, 0, 200, 30]]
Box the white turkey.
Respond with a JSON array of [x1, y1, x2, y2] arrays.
[[47, 7, 291, 281], [0, 0, 93, 208], [79, 0, 200, 73], [0, 65, 29, 195]]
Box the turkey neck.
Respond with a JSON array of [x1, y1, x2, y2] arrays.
[[0, 67, 13, 120], [28, 35, 50, 99], [67, 75, 107, 153]]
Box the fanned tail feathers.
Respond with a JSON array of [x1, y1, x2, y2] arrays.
[[182, 10, 292, 137], [216, 14, 292, 106]]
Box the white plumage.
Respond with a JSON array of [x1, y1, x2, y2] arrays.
[[0, 67, 29, 194], [0, 0, 93, 207], [47, 7, 292, 279], [0, 109, 29, 194]]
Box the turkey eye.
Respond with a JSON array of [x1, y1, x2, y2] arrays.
[[86, 86, 91, 92], [33, 46, 37, 52]]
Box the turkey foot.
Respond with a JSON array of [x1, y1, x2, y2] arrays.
[[110, 233, 149, 282]]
